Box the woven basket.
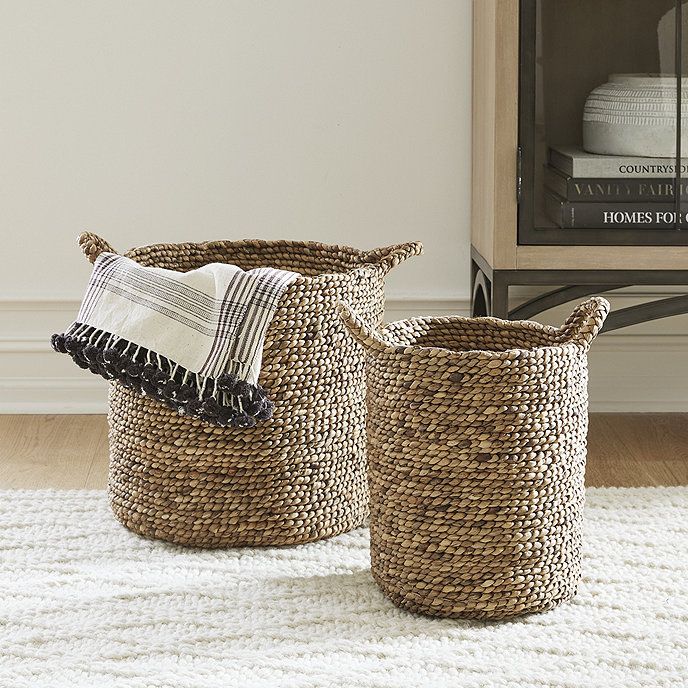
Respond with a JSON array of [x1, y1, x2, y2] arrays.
[[341, 298, 609, 619], [77, 232, 422, 548]]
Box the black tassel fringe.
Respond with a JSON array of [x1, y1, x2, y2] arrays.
[[51, 323, 274, 427]]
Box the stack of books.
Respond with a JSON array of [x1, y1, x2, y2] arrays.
[[544, 145, 688, 229]]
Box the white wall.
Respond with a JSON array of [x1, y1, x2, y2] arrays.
[[0, 0, 470, 301], [0, 0, 686, 412]]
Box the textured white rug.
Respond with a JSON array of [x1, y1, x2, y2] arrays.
[[0, 488, 686, 688]]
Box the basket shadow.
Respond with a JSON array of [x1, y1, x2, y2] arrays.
[[259, 569, 494, 641]]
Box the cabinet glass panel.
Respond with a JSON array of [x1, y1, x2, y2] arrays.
[[519, 0, 687, 245]]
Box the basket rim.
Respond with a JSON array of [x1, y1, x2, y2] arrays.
[[122, 238, 419, 282], [380, 315, 582, 360]]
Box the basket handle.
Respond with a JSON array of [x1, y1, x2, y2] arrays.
[[78, 232, 118, 263], [365, 242, 423, 276], [338, 302, 394, 355], [559, 297, 610, 350]]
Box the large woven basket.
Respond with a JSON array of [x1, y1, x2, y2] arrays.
[[341, 298, 609, 619], [77, 232, 421, 548]]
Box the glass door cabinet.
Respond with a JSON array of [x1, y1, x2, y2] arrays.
[[471, 0, 688, 331], [519, 0, 688, 244]]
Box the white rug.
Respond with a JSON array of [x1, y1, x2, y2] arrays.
[[0, 488, 686, 688]]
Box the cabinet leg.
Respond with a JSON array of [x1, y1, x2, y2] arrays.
[[471, 262, 491, 317], [491, 277, 509, 319]]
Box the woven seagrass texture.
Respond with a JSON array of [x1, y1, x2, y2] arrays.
[[78, 232, 422, 548], [341, 298, 609, 619]]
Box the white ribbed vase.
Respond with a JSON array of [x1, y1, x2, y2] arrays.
[[583, 74, 688, 158]]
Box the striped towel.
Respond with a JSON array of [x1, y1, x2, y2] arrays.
[[51, 253, 299, 427]]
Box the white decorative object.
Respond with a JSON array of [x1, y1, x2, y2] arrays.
[[583, 74, 688, 158], [0, 488, 687, 686]]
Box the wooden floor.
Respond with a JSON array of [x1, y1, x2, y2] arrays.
[[0, 414, 686, 489]]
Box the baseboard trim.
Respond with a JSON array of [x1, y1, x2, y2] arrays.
[[0, 378, 108, 414]]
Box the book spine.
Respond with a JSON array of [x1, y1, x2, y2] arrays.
[[544, 193, 679, 228], [568, 205, 675, 228], [547, 149, 683, 178], [544, 167, 686, 202]]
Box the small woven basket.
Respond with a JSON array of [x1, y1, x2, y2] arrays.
[[77, 232, 421, 548], [341, 298, 609, 619]]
